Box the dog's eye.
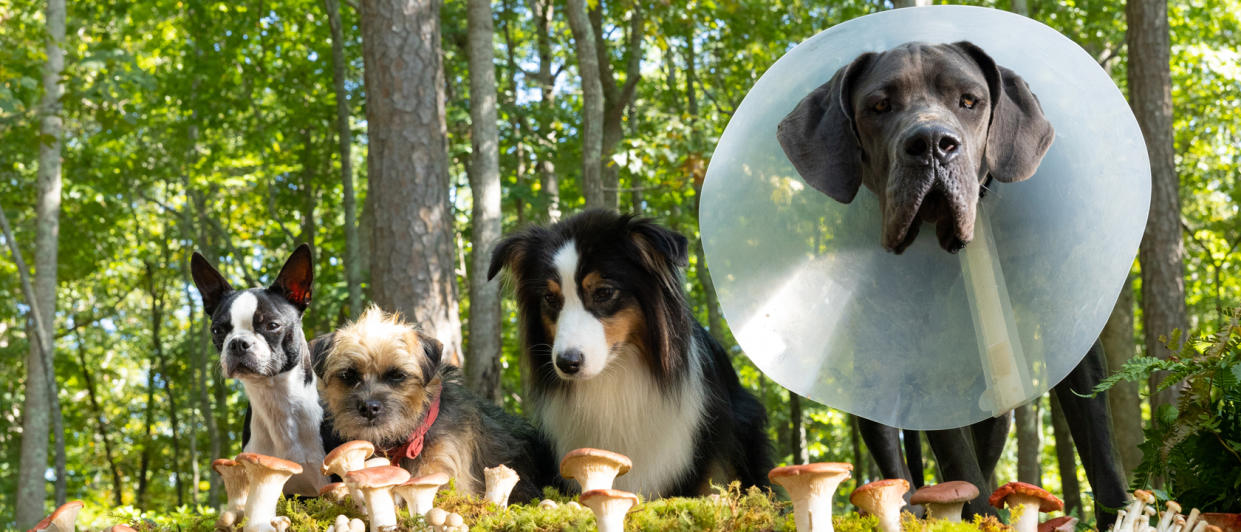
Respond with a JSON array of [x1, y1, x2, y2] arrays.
[[338, 369, 360, 386], [542, 292, 559, 307], [960, 94, 978, 109], [872, 99, 890, 113], [384, 370, 407, 384], [265, 321, 280, 331], [592, 287, 616, 304], [210, 325, 224, 336]]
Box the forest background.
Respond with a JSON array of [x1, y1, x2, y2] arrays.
[[0, 0, 1237, 528]]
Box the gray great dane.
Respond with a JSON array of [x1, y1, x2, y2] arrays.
[[778, 42, 1127, 527]]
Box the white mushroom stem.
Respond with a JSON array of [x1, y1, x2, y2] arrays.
[[271, 517, 291, 532], [1114, 511, 1128, 532], [328, 514, 350, 532], [925, 502, 967, 522], [1006, 495, 1046, 532], [1119, 497, 1147, 532], [484, 464, 521, 507], [1190, 522, 1207, 532], [1157, 502, 1182, 532], [358, 488, 398, 532], [244, 476, 293, 532], [1185, 509, 1202, 532]]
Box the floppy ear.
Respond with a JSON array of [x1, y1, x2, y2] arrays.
[[628, 217, 690, 270], [487, 233, 528, 281], [190, 252, 233, 316], [953, 41, 1055, 183], [271, 243, 313, 311], [777, 52, 875, 204], [416, 332, 444, 380]]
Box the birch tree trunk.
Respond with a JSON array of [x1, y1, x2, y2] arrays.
[[16, 0, 66, 522], [360, 0, 463, 359], [465, 0, 502, 403], [565, 0, 605, 209], [325, 0, 362, 317], [1127, 0, 1186, 412]]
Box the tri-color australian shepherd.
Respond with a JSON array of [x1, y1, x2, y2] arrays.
[[487, 209, 773, 497]]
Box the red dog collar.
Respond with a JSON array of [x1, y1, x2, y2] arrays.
[[385, 387, 442, 466]]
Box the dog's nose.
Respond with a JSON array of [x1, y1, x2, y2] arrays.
[[902, 125, 962, 165], [359, 400, 384, 420], [555, 349, 584, 375], [228, 338, 251, 355]]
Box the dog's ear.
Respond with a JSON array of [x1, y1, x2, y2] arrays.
[[190, 252, 233, 316], [309, 332, 335, 379], [777, 52, 876, 204], [487, 233, 528, 281], [953, 41, 1055, 183], [628, 217, 690, 270], [271, 243, 313, 311], [414, 331, 443, 381]]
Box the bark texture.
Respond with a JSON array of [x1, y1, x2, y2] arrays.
[[465, 0, 503, 403], [565, 0, 605, 209], [1101, 275, 1144, 478], [326, 0, 363, 317], [1127, 0, 1186, 411], [591, 4, 643, 209], [16, 0, 65, 522], [360, 0, 463, 358], [1014, 402, 1042, 485], [531, 0, 560, 221]]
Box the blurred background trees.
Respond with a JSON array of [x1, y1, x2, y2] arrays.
[[0, 0, 1238, 526]]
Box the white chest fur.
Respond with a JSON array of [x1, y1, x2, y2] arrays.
[[240, 369, 328, 496], [536, 344, 707, 497]]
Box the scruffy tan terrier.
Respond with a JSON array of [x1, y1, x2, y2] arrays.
[[314, 306, 554, 501]]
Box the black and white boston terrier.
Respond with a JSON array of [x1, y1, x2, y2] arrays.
[[191, 244, 332, 496]]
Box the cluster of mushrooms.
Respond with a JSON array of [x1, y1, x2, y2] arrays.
[[1106, 489, 1223, 532], [769, 462, 1078, 532], [209, 442, 640, 532]]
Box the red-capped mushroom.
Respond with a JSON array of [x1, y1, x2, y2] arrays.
[[910, 481, 979, 522], [213, 458, 249, 528], [989, 482, 1064, 532], [851, 479, 910, 532], [1040, 515, 1080, 532], [392, 472, 450, 516], [343, 466, 410, 532], [322, 441, 375, 514], [29, 500, 85, 532]]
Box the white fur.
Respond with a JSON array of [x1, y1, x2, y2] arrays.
[[536, 339, 708, 497], [225, 291, 327, 496], [552, 243, 610, 379], [221, 292, 275, 375]]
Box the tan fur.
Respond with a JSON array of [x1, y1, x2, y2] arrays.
[[406, 430, 482, 494], [601, 306, 647, 352]]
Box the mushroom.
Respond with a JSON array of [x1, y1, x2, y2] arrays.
[[910, 481, 979, 522], [392, 472, 450, 516], [348, 518, 365, 532], [328, 514, 350, 532], [425, 508, 448, 532], [445, 513, 464, 531], [343, 465, 410, 532], [319, 482, 351, 505], [323, 441, 376, 513], [1157, 501, 1183, 532], [988, 482, 1064, 532], [215, 511, 239, 532], [560, 448, 632, 492], [271, 517, 290, 532], [214, 459, 250, 523], [579, 489, 640, 532], [365, 457, 390, 468], [851, 478, 910, 532], [1040, 516, 1080, 532], [768, 462, 853, 532], [30, 501, 85, 532], [566, 501, 583, 511], [236, 453, 304, 532], [538, 499, 559, 510], [484, 464, 521, 507]]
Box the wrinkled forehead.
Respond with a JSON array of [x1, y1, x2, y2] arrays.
[[852, 44, 988, 101]]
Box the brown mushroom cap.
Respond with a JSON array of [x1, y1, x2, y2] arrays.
[[319, 482, 349, 499], [405, 472, 451, 487], [768, 462, 853, 482], [344, 465, 411, 489], [212, 458, 241, 475], [988, 482, 1063, 512], [322, 440, 375, 475], [560, 448, 632, 477], [850, 478, 910, 506], [579, 489, 640, 506], [31, 500, 85, 531], [910, 481, 980, 505], [1038, 515, 1079, 532], [236, 452, 304, 475]]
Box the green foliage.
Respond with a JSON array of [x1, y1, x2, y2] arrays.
[[1094, 311, 1241, 511]]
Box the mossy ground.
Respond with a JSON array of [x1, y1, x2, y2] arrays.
[[90, 483, 1060, 532]]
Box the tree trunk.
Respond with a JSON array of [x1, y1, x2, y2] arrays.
[[360, 0, 463, 359], [789, 391, 808, 465], [137, 355, 156, 509], [565, 0, 605, 209], [325, 0, 363, 317], [683, 33, 725, 342], [531, 0, 559, 222], [16, 0, 66, 521], [465, 0, 503, 403], [1127, 0, 1186, 412], [1102, 275, 1143, 478], [1050, 394, 1084, 518], [300, 133, 318, 253], [590, 4, 643, 210], [147, 261, 184, 506], [1015, 401, 1042, 485]]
